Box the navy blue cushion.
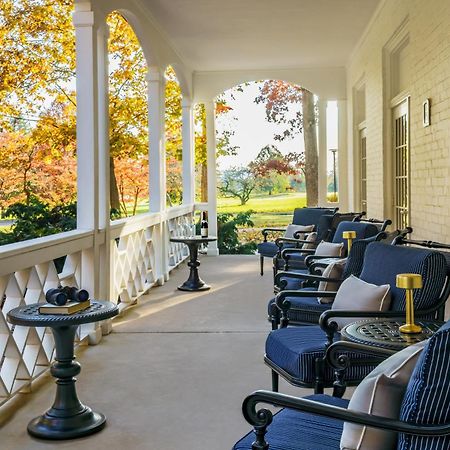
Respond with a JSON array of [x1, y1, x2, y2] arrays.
[[278, 269, 309, 290], [332, 221, 379, 246], [360, 242, 447, 311], [233, 394, 348, 450], [268, 293, 330, 324], [257, 241, 279, 257], [265, 326, 379, 384], [293, 208, 335, 227], [398, 321, 450, 450]]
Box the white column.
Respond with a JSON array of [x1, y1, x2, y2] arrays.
[[73, 3, 105, 343], [337, 100, 349, 211], [205, 101, 219, 256], [317, 99, 328, 206], [147, 67, 168, 283], [147, 67, 166, 213], [73, 5, 98, 231], [182, 98, 195, 205]]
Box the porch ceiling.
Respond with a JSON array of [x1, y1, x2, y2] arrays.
[[137, 0, 381, 71]]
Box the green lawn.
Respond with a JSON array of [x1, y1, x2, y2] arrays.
[[127, 192, 306, 227], [217, 192, 306, 213]]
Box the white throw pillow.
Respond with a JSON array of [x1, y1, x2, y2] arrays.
[[317, 259, 346, 304], [302, 231, 318, 249], [331, 275, 391, 329], [341, 340, 427, 450], [315, 241, 344, 257], [284, 224, 315, 239]]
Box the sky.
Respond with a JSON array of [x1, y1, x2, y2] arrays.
[[214, 81, 338, 173]]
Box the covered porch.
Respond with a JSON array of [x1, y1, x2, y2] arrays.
[[1, 0, 450, 447]]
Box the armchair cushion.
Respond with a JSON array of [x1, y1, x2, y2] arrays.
[[268, 291, 330, 323], [233, 394, 348, 450], [359, 243, 447, 312], [331, 275, 391, 329], [302, 231, 318, 249], [398, 321, 450, 450], [265, 326, 379, 384], [257, 241, 279, 257], [341, 340, 426, 450], [316, 241, 344, 257], [285, 224, 315, 239], [317, 259, 346, 304]]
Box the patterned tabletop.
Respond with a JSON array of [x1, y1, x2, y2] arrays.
[[341, 319, 443, 350], [7, 300, 119, 327]]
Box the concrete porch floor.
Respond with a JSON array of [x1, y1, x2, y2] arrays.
[[0, 255, 312, 450]]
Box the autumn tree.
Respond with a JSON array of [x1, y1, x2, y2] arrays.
[[255, 81, 318, 206], [219, 166, 256, 205]]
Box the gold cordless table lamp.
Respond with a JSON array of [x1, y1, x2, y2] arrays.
[[397, 273, 423, 334], [342, 230, 357, 253]]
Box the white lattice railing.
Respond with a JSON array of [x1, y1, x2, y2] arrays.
[[0, 205, 194, 405]]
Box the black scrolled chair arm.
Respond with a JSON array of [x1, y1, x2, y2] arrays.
[[325, 340, 396, 372], [274, 290, 336, 328], [261, 227, 286, 242], [396, 237, 450, 250], [275, 271, 341, 286], [242, 390, 450, 444], [304, 254, 342, 266], [281, 248, 316, 259], [274, 237, 306, 249]]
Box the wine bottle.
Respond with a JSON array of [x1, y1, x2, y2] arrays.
[[200, 212, 208, 238]]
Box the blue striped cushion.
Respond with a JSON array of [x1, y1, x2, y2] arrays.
[[265, 326, 379, 384], [233, 394, 348, 450], [278, 269, 309, 290], [332, 221, 379, 245], [360, 243, 447, 311], [257, 241, 279, 257], [267, 291, 330, 324], [398, 321, 450, 449]]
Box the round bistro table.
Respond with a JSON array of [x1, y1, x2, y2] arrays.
[[7, 300, 119, 440], [341, 319, 443, 351], [170, 236, 217, 291]]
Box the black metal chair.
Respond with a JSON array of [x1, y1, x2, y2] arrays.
[[233, 320, 450, 449], [257, 207, 338, 276], [265, 241, 450, 394]]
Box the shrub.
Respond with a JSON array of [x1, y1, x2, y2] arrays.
[[217, 211, 257, 254], [0, 198, 77, 245]]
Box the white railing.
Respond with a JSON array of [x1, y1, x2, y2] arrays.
[[0, 205, 194, 405]]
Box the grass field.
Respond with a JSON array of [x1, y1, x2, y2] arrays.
[[217, 192, 306, 227]]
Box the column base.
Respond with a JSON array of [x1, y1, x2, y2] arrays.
[[206, 246, 219, 256]]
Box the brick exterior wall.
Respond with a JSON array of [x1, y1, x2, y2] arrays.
[[347, 0, 450, 241]]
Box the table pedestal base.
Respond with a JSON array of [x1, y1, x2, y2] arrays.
[[28, 324, 106, 440], [178, 282, 210, 292], [28, 406, 105, 440]]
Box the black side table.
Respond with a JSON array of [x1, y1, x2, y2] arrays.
[[341, 319, 443, 351], [7, 300, 118, 440], [170, 236, 217, 291]]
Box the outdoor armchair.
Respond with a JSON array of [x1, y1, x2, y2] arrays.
[[257, 206, 337, 275], [264, 242, 449, 394], [233, 320, 450, 450]]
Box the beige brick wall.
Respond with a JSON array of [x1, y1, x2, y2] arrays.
[[347, 0, 450, 241]]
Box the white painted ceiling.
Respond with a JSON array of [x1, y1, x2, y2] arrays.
[[139, 0, 381, 71]]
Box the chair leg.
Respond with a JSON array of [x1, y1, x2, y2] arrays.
[[271, 370, 279, 392], [314, 358, 325, 394], [260, 255, 264, 276]]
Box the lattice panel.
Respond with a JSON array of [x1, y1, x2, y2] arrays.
[[111, 226, 156, 309], [167, 213, 191, 268], [0, 251, 84, 406]]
